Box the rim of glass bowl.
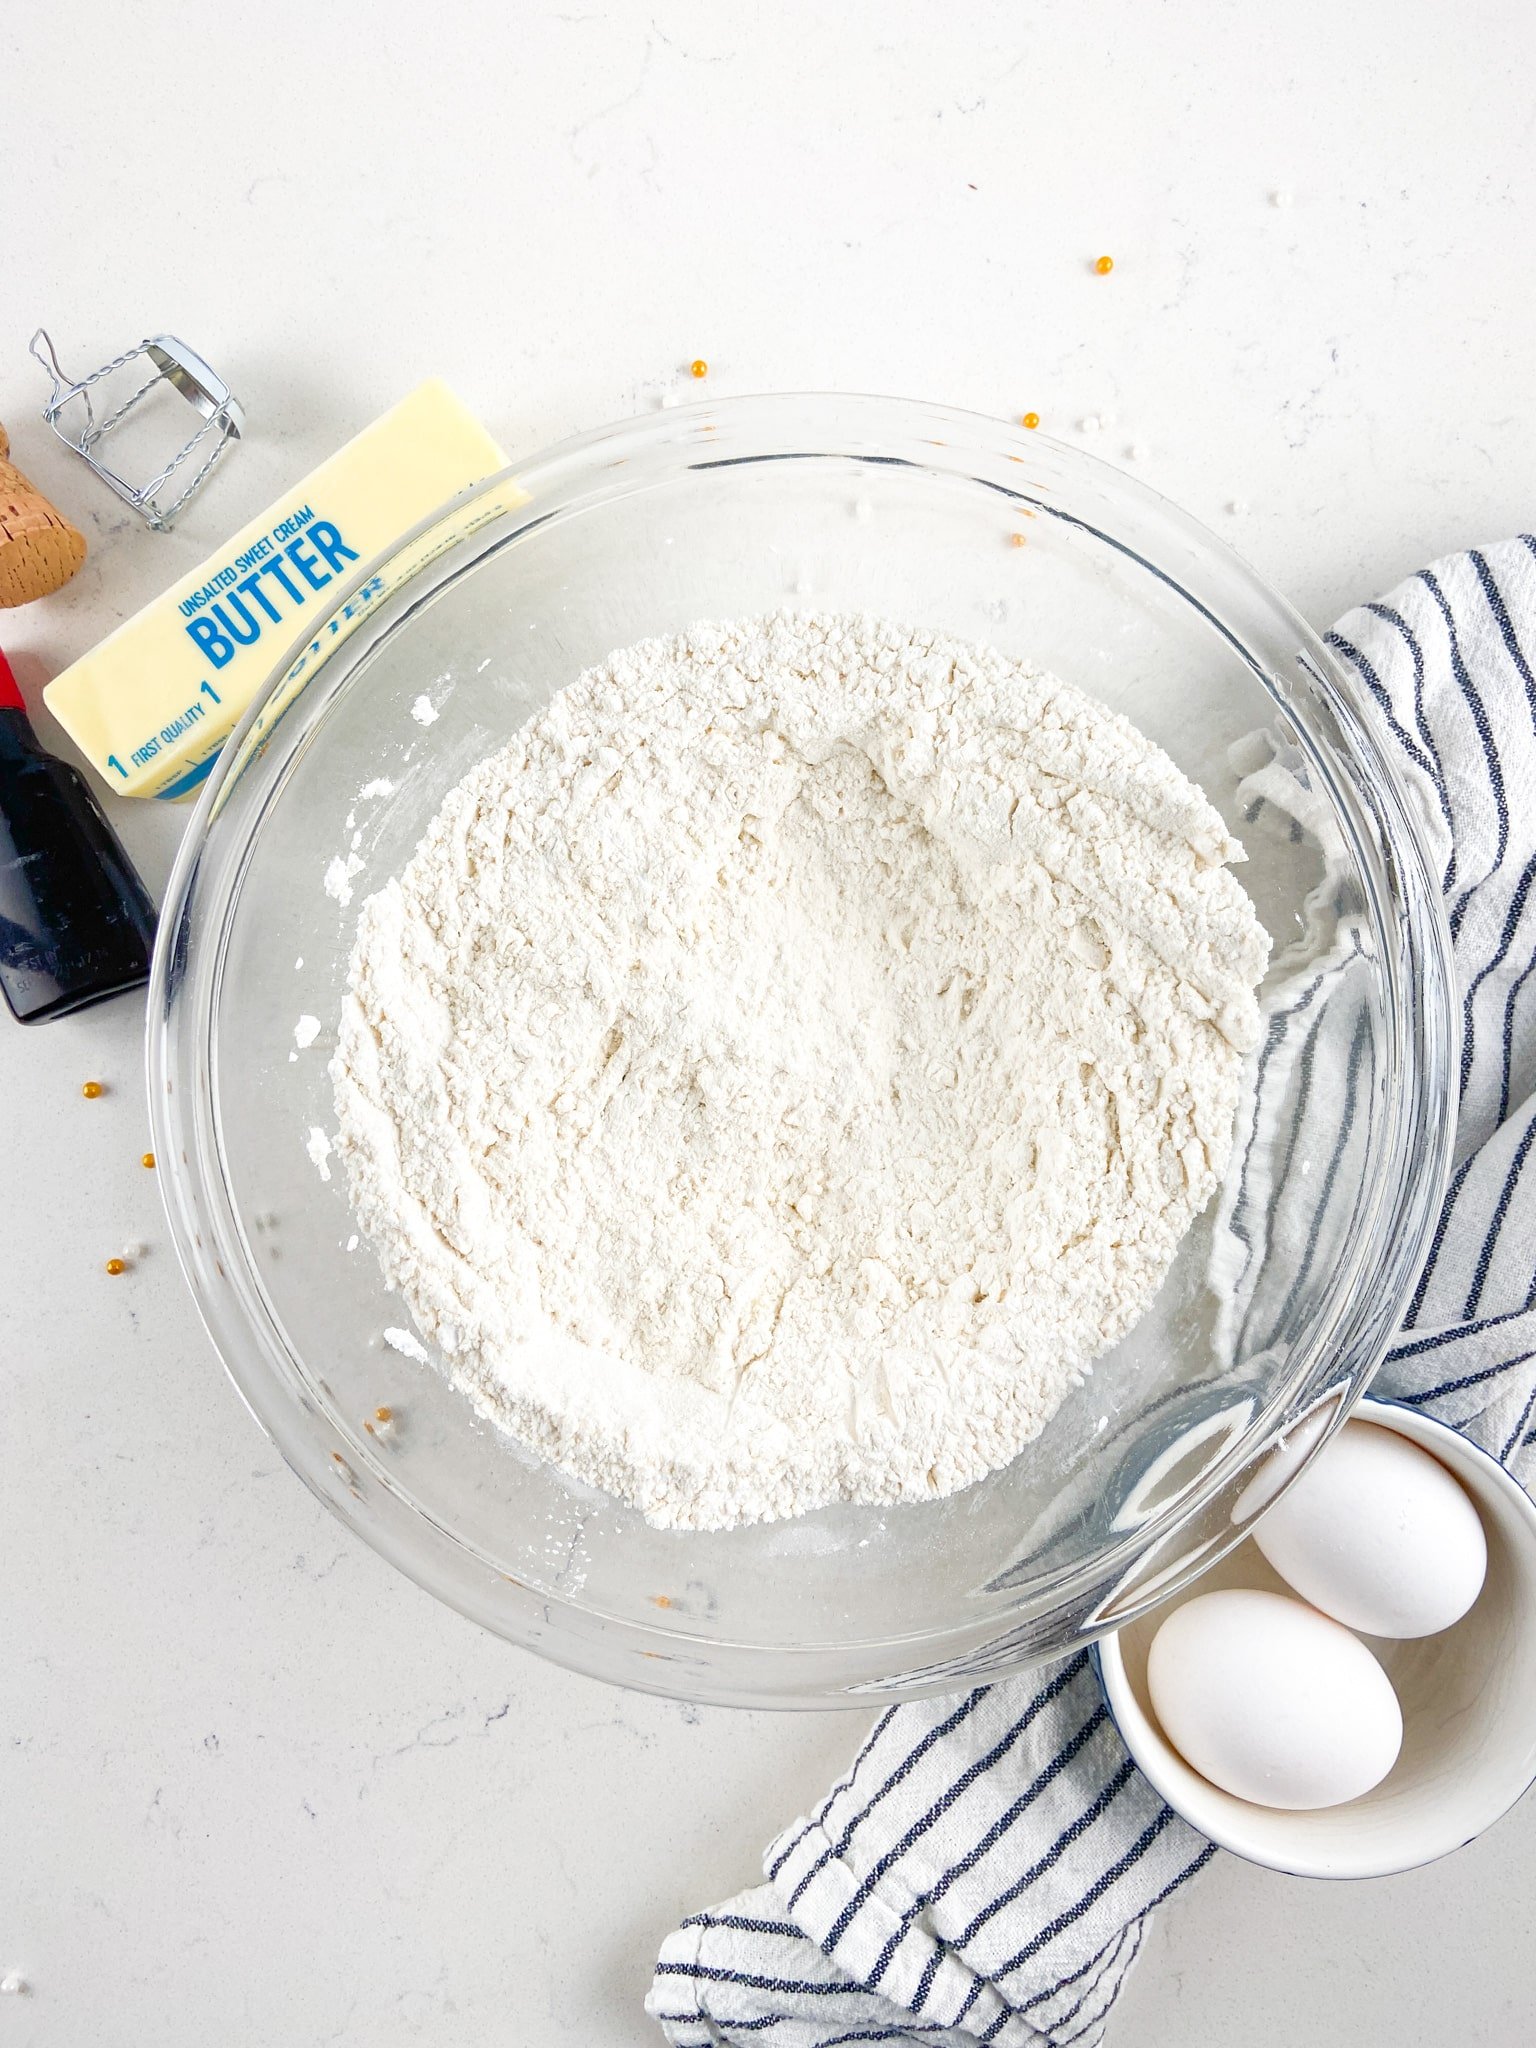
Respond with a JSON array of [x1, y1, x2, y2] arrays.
[[147, 392, 1457, 1706]]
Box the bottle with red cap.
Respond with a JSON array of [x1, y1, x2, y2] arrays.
[[0, 647, 156, 1023]]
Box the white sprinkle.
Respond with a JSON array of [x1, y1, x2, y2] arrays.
[[294, 956, 304, 970], [1270, 188, 1292, 208], [660, 390, 683, 408], [0, 1971, 27, 1996], [123, 1240, 146, 1260], [1126, 443, 1150, 463], [476, 657, 492, 674], [356, 778, 395, 801], [346, 1234, 359, 1252], [324, 852, 365, 906], [294, 1014, 322, 1051], [853, 496, 873, 523], [305, 1127, 333, 1182], [384, 1326, 430, 1365], [1078, 415, 1101, 434], [411, 695, 439, 726], [1227, 497, 1247, 515]]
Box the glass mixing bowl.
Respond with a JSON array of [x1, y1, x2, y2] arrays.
[[149, 394, 1455, 1706]]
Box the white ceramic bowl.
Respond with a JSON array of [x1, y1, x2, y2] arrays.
[[1096, 1398, 1536, 1877]]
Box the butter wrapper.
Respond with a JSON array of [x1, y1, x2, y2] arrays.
[[45, 380, 517, 800]]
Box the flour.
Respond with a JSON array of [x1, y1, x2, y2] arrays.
[[323, 851, 364, 906], [383, 1326, 431, 1364], [331, 614, 1269, 1529], [305, 1126, 333, 1182]]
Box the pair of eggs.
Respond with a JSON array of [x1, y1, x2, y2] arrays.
[[1146, 1421, 1488, 1811]]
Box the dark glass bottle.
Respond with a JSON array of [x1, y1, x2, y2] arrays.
[[0, 648, 157, 1024]]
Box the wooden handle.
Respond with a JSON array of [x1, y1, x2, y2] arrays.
[[0, 421, 88, 607]]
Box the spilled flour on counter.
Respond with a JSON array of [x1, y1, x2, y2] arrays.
[[332, 614, 1269, 1528]]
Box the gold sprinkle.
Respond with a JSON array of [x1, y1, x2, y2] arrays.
[[141, 1151, 157, 1170], [689, 358, 708, 379], [104, 1258, 126, 1275], [1094, 254, 1114, 275], [1022, 411, 1040, 430], [81, 1080, 104, 1099], [1009, 532, 1027, 548], [374, 1406, 393, 1424]]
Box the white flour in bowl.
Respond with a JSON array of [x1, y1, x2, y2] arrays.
[[331, 614, 1269, 1528]]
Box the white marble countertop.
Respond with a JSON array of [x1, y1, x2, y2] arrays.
[[5, 2, 1536, 2040]]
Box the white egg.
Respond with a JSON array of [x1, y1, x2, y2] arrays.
[[1146, 1588, 1403, 1810], [1254, 1420, 1487, 1638]]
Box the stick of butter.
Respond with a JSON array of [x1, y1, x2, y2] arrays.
[[44, 380, 512, 800]]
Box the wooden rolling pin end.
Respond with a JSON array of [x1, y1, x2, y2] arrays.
[[0, 421, 88, 607]]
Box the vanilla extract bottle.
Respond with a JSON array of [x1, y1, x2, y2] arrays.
[[0, 648, 156, 1024]]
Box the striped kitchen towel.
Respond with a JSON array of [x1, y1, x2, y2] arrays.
[[647, 536, 1536, 2048]]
